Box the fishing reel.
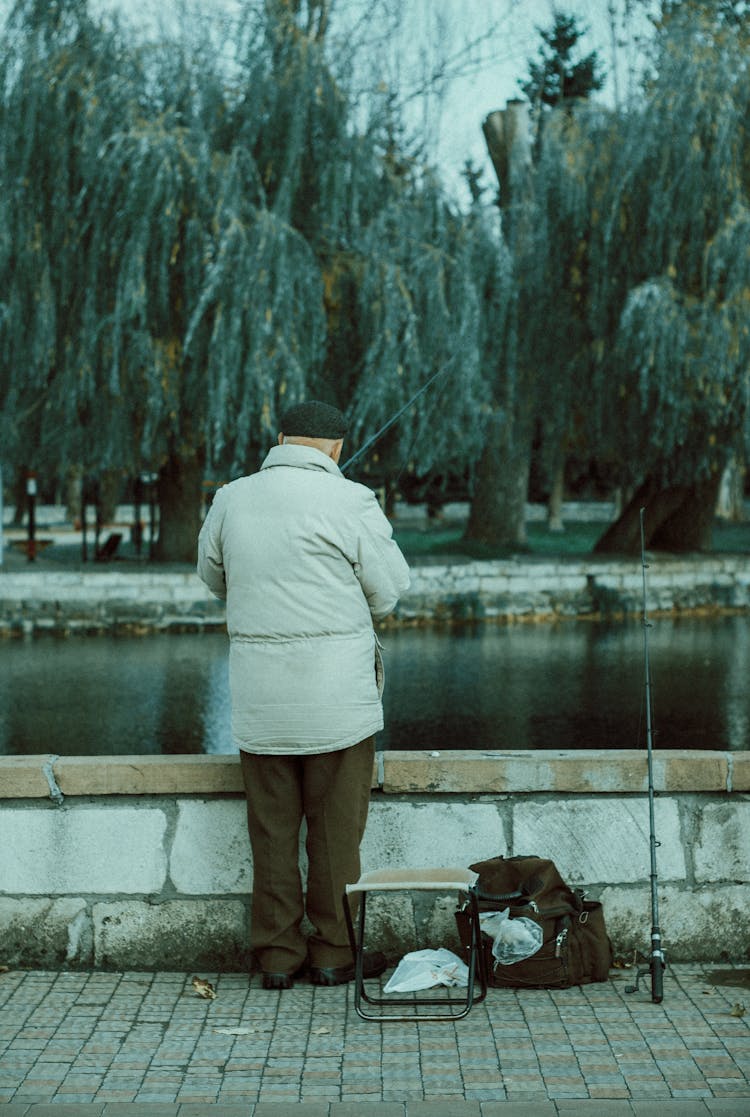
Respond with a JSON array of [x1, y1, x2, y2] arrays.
[[625, 939, 666, 1003]]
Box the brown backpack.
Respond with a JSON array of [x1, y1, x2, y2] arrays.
[[456, 854, 613, 989]]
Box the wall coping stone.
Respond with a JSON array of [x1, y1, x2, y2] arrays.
[[1, 749, 746, 799]]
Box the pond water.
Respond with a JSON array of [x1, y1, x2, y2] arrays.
[[1, 615, 748, 756]]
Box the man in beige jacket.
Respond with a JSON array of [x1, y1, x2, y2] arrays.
[[197, 400, 410, 989]]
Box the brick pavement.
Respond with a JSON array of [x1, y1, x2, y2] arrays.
[[0, 965, 748, 1114]]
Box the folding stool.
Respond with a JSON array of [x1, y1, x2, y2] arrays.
[[342, 866, 487, 1022]]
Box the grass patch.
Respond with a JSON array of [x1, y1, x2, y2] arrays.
[[394, 517, 750, 560], [711, 519, 750, 553], [393, 520, 606, 560]]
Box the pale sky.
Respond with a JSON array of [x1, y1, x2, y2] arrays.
[[92, 0, 656, 202], [398, 0, 654, 199]]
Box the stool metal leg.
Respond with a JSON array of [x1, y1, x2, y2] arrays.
[[342, 884, 487, 1023]]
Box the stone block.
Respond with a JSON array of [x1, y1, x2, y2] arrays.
[[0, 897, 91, 966], [382, 750, 653, 794], [693, 800, 750, 882], [0, 756, 58, 798], [512, 797, 685, 885], [383, 752, 515, 793], [170, 799, 253, 894], [731, 753, 750, 791], [599, 882, 750, 961], [55, 755, 244, 796], [503, 576, 539, 595], [361, 799, 505, 871], [0, 806, 168, 894], [92, 898, 248, 969], [653, 752, 728, 792], [358, 892, 417, 957]]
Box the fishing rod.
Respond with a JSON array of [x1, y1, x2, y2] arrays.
[[340, 358, 455, 474], [626, 507, 666, 1004]]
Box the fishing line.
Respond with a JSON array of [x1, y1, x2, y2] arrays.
[[340, 357, 457, 475], [392, 359, 456, 493]]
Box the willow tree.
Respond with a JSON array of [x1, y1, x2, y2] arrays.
[[0, 2, 339, 558], [0, 0, 139, 477], [0, 0, 508, 559], [588, 0, 750, 552], [487, 0, 750, 555], [341, 139, 502, 495], [467, 12, 605, 549]]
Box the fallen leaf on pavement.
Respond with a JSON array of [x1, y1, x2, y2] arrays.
[[730, 1002, 746, 1017], [192, 976, 217, 1000]]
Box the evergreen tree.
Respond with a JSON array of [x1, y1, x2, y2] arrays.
[[519, 11, 605, 111]]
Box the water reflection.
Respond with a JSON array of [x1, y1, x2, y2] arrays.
[[0, 615, 748, 755]]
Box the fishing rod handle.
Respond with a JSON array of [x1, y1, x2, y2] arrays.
[[651, 957, 664, 1003]]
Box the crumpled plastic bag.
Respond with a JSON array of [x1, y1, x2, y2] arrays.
[[480, 909, 543, 965], [383, 948, 470, 993]]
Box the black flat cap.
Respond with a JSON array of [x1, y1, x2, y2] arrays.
[[279, 400, 348, 440]]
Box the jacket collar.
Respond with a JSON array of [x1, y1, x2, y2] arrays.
[[260, 443, 343, 477]]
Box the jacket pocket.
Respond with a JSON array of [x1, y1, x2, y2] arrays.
[[374, 635, 385, 697]]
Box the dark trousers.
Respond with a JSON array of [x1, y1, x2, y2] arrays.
[[240, 736, 375, 974]]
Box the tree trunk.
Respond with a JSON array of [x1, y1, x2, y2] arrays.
[[97, 469, 124, 525], [154, 445, 206, 564], [594, 473, 722, 555], [716, 453, 746, 522], [547, 454, 565, 533], [464, 409, 530, 548], [64, 466, 83, 525], [11, 466, 28, 526]]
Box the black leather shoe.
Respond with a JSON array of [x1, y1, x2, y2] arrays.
[[261, 965, 306, 990], [309, 950, 387, 986]]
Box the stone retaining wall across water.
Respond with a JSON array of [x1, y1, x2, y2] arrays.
[[1, 553, 750, 633]]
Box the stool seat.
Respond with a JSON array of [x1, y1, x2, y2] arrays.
[[346, 867, 479, 893], [342, 865, 486, 1023]]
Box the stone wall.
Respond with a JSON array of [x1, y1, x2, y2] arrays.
[[2, 553, 750, 633], [2, 752, 748, 970]]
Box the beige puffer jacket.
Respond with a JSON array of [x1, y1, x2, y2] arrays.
[[197, 443, 410, 754]]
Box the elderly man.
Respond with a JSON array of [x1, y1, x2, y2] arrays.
[[197, 400, 410, 990]]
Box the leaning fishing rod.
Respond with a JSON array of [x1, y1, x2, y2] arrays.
[[340, 358, 455, 474], [626, 507, 666, 1004]]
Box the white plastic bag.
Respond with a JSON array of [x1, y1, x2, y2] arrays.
[[480, 909, 543, 965], [383, 948, 470, 993]]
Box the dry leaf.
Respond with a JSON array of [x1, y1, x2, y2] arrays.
[[214, 1026, 254, 1036], [312, 1026, 331, 1035], [192, 976, 217, 1000], [0, 965, 9, 975], [730, 1002, 746, 1018]]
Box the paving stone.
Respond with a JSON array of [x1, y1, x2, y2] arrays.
[[102, 1108, 180, 1115], [406, 1105, 481, 1116], [630, 1104, 713, 1116], [481, 1105, 557, 1115], [178, 1108, 249, 1116], [255, 1107, 329, 1116], [331, 1106, 405, 1116], [558, 1105, 634, 1114]]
